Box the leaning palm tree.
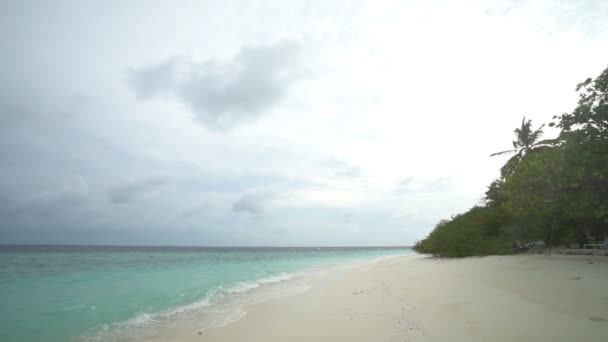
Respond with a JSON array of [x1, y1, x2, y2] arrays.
[[491, 117, 550, 176]]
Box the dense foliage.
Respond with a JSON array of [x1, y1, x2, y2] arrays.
[[414, 66, 608, 257]]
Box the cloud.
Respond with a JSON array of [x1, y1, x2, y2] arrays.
[[5, 176, 89, 217], [232, 188, 277, 216], [53, 176, 90, 205], [180, 203, 211, 219], [128, 59, 177, 99], [2, 0, 607, 246], [484, 0, 608, 38], [427, 177, 452, 192], [322, 157, 362, 178], [109, 175, 170, 204], [271, 228, 287, 235], [393, 177, 416, 192], [344, 211, 356, 221], [129, 40, 303, 129], [393, 176, 453, 195]]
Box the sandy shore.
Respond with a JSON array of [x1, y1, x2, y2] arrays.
[[147, 253, 608, 342]]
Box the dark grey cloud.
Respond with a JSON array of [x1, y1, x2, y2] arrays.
[[129, 41, 303, 129], [232, 188, 277, 216], [109, 175, 170, 204], [3, 176, 89, 217]]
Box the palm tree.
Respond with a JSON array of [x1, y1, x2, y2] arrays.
[[491, 117, 550, 176]]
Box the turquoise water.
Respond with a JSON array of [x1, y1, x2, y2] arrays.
[[0, 246, 410, 342]]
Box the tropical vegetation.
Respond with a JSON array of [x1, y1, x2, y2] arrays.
[[414, 65, 608, 257]]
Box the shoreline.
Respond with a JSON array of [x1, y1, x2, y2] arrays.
[[139, 253, 608, 342], [89, 252, 412, 342]]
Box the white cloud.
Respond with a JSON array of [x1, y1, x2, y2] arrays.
[[1, 0, 607, 245]]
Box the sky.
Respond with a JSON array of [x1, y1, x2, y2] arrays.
[[1, 0, 607, 246]]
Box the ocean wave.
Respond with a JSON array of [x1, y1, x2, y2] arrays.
[[224, 272, 297, 294], [82, 271, 306, 341], [82, 252, 410, 341], [123, 312, 157, 327]]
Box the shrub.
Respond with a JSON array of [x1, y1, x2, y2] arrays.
[[413, 206, 512, 257]]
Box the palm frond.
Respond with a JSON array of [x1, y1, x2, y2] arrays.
[[529, 123, 545, 144], [490, 149, 517, 157], [535, 138, 558, 146]]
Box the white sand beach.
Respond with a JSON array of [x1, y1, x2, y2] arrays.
[[146, 254, 608, 342]]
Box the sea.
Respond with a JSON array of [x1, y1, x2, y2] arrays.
[[0, 245, 411, 341]]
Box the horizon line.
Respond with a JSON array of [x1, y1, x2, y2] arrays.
[[0, 243, 412, 248]]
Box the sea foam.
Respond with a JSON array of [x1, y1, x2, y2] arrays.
[[82, 271, 309, 341]]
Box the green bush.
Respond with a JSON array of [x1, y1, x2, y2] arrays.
[[413, 207, 512, 257], [414, 66, 608, 257]]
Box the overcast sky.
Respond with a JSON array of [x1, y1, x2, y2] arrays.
[[1, 0, 607, 246]]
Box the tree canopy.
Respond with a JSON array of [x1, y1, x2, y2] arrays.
[[490, 117, 550, 177], [414, 65, 608, 257]]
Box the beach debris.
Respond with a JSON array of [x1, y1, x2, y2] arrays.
[[588, 316, 606, 322], [198, 332, 202, 335], [569, 276, 582, 280]]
